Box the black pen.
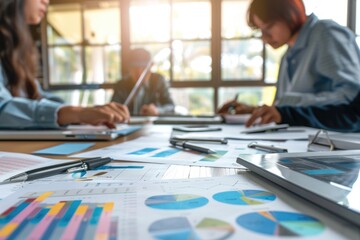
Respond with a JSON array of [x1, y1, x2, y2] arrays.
[[170, 140, 216, 154], [2, 157, 112, 183], [66, 157, 112, 173], [171, 136, 228, 144], [248, 142, 288, 153], [227, 93, 239, 114]]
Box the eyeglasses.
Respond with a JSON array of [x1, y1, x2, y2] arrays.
[[252, 22, 277, 38]]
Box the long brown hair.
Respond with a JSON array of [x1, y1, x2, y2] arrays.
[[247, 0, 307, 35], [0, 0, 39, 99]]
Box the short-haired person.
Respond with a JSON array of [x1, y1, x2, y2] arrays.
[[219, 0, 360, 116], [111, 48, 175, 116], [0, 0, 130, 129]]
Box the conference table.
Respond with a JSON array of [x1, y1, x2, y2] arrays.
[[0, 123, 359, 239]]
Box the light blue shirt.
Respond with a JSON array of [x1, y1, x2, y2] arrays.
[[0, 64, 64, 129], [275, 14, 360, 106]]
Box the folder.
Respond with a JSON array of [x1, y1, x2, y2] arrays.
[[308, 130, 360, 151]]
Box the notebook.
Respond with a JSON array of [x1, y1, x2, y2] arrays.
[[0, 125, 142, 141], [237, 150, 360, 227]]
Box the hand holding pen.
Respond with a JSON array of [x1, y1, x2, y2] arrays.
[[227, 94, 239, 114], [217, 94, 255, 115]]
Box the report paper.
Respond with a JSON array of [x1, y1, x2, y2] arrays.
[[0, 175, 356, 239]]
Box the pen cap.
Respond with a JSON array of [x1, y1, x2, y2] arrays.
[[85, 158, 112, 169]]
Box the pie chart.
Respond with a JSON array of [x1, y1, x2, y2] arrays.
[[212, 190, 276, 205], [236, 211, 325, 236], [145, 194, 209, 210], [149, 217, 235, 240]]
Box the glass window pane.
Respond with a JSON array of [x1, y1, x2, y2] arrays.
[[85, 46, 121, 84], [357, 1, 360, 35], [130, 0, 170, 42], [172, 0, 211, 39], [265, 45, 287, 83], [218, 87, 276, 109], [52, 89, 113, 106], [47, 4, 82, 45], [130, 44, 171, 81], [303, 0, 348, 26], [172, 40, 211, 81], [48, 47, 82, 84], [222, 0, 253, 38], [84, 2, 120, 44], [171, 88, 214, 115], [222, 39, 263, 80]]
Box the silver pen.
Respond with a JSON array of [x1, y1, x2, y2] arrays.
[[247, 142, 288, 153], [170, 140, 216, 154]]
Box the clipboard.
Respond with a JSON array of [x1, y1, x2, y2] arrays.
[[308, 130, 360, 151]]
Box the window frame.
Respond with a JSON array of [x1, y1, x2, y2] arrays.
[[42, 0, 355, 112]]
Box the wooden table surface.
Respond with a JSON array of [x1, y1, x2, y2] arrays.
[[0, 124, 155, 155]]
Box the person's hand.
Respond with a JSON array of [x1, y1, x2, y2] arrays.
[[57, 102, 130, 128], [245, 105, 282, 127], [140, 104, 159, 116], [218, 100, 255, 114]]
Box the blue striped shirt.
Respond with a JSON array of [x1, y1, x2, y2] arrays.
[[275, 14, 360, 106], [0, 64, 64, 129]]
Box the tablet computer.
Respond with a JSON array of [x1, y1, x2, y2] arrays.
[[237, 150, 360, 227]]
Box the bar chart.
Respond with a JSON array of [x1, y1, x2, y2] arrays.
[[0, 192, 118, 240]]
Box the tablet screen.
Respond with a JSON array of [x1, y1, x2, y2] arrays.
[[237, 150, 360, 227]]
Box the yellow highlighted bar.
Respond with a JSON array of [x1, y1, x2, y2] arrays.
[[0, 223, 18, 237], [35, 192, 53, 202], [49, 202, 65, 215], [75, 206, 88, 216], [96, 233, 108, 240], [103, 202, 114, 212]]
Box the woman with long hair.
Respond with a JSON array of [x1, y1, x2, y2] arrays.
[[0, 0, 130, 129]]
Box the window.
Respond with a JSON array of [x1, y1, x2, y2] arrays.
[[44, 0, 353, 113], [357, 0, 360, 46], [46, 1, 121, 105], [304, 0, 348, 26]]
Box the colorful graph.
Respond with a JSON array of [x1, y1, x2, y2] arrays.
[[236, 211, 325, 236], [149, 217, 234, 240], [128, 148, 158, 155], [145, 194, 208, 210], [213, 190, 276, 205], [151, 149, 180, 158], [0, 192, 117, 240], [200, 151, 228, 162]]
